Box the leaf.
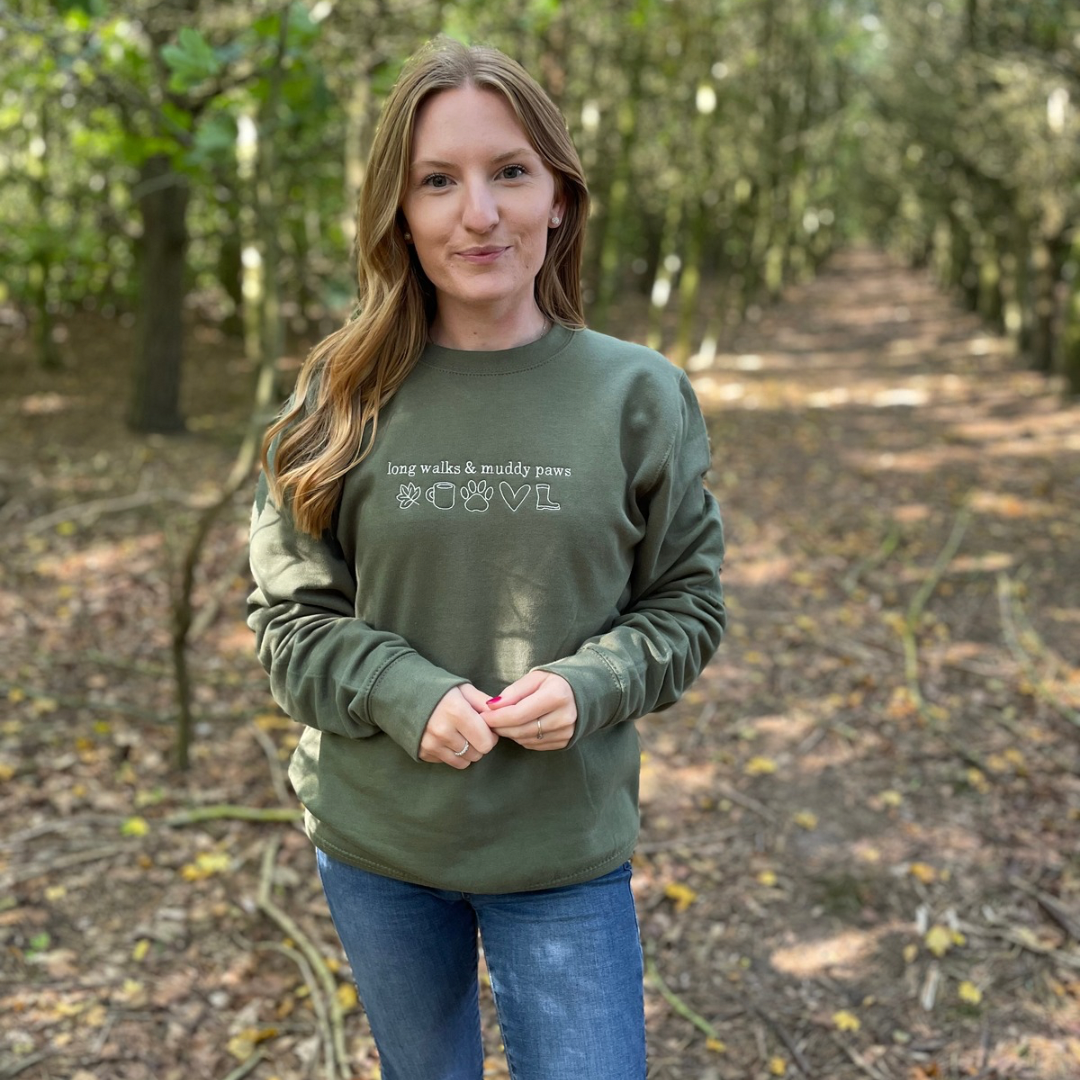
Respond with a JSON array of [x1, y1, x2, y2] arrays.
[[706, 1037, 727, 1052], [180, 850, 231, 881], [909, 862, 938, 884], [769, 1056, 788, 1075], [335, 983, 358, 1011], [132, 939, 151, 962], [793, 810, 818, 830], [757, 870, 778, 887], [663, 882, 698, 912], [833, 1009, 861, 1032], [924, 925, 953, 957], [745, 756, 777, 776], [121, 816, 150, 837], [957, 981, 982, 1004]]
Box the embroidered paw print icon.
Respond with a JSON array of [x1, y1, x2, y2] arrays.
[[460, 479, 494, 513], [397, 483, 421, 509]]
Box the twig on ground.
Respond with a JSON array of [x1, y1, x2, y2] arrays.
[[18, 489, 194, 536], [257, 838, 348, 1080], [219, 1049, 267, 1080], [0, 1050, 56, 1079], [644, 951, 732, 1044], [997, 573, 1080, 730], [190, 543, 252, 643], [249, 723, 292, 809], [753, 1005, 814, 1077], [164, 805, 302, 827], [0, 845, 127, 888], [828, 1031, 889, 1080], [0, 678, 169, 721], [712, 783, 782, 826], [956, 919, 1080, 970], [841, 519, 901, 595], [1008, 876, 1080, 941]]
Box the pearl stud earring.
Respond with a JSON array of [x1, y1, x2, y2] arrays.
[[550, 215, 560, 227]]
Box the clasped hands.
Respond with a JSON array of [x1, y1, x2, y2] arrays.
[[418, 671, 577, 769]]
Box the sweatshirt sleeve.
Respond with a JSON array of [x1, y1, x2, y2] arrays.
[[537, 371, 726, 743], [246, 471, 468, 760]]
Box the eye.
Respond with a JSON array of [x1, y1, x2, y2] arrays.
[[499, 164, 527, 180], [422, 173, 452, 189]]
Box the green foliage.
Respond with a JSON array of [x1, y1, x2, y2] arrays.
[[0, 0, 1074, 375]]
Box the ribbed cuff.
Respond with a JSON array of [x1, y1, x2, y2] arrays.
[[535, 647, 625, 747], [364, 652, 468, 761]]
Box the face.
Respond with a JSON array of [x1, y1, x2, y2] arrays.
[[400, 84, 564, 326]]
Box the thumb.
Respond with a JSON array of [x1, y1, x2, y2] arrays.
[[458, 683, 495, 713], [486, 669, 548, 709]]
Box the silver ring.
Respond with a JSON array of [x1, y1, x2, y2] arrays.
[[536, 720, 544, 741], [452, 739, 470, 757]]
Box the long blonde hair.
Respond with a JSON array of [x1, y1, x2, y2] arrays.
[[262, 37, 590, 537]]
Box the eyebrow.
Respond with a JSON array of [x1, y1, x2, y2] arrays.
[[411, 147, 538, 171]]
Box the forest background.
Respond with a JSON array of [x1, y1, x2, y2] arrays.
[[1, 1, 1079, 1079]]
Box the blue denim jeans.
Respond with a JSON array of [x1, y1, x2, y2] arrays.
[[316, 849, 646, 1080]]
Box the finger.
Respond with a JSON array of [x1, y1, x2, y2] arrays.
[[459, 683, 497, 714], [485, 669, 548, 710], [501, 715, 574, 744], [484, 687, 564, 729]]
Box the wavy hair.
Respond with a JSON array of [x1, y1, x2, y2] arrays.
[[262, 37, 590, 537]]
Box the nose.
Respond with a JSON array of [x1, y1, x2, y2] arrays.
[[461, 177, 498, 233]]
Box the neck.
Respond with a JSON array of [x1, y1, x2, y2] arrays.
[[430, 302, 549, 351]]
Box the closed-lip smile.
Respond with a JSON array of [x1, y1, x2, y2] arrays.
[[458, 245, 508, 258]]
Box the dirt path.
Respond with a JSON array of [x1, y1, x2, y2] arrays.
[[1, 249, 1078, 1080]]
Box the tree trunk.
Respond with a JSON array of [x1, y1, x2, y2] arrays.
[[1029, 237, 1055, 374], [1060, 234, 1080, 396], [129, 153, 190, 434]]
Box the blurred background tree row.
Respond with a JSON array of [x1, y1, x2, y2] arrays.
[[2, 0, 1078, 432]]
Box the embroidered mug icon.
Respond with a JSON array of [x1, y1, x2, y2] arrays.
[[426, 482, 456, 510]]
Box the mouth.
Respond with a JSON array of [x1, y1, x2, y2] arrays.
[[457, 246, 509, 261]]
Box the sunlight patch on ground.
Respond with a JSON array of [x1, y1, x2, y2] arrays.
[[969, 490, 1056, 519], [851, 445, 981, 473], [724, 554, 794, 587], [769, 925, 899, 978]]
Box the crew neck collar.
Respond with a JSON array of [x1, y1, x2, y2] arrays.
[[418, 324, 577, 375]]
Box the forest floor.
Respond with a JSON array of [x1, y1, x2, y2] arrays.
[[1, 247, 1079, 1080]]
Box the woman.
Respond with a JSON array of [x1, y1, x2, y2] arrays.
[[248, 37, 726, 1080]]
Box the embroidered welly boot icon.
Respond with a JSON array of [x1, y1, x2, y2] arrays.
[[535, 484, 560, 511]]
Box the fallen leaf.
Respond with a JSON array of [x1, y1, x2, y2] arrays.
[[958, 981, 982, 1004], [833, 1009, 861, 1032], [663, 882, 698, 912], [924, 925, 953, 957], [745, 756, 777, 776]]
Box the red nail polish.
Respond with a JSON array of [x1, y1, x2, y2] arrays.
[[487, 696, 502, 704]]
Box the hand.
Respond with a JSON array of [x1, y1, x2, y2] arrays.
[[419, 685, 499, 769], [483, 671, 577, 751]]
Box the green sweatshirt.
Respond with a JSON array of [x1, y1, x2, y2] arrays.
[[247, 324, 725, 893]]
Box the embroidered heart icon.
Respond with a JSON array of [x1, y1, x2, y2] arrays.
[[499, 482, 531, 512]]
